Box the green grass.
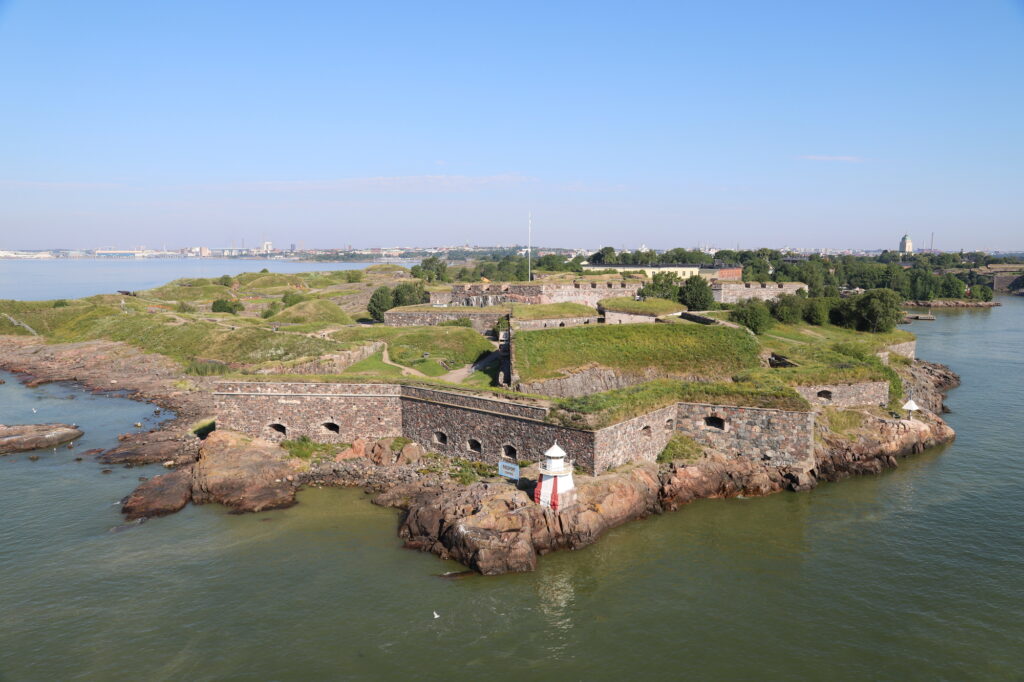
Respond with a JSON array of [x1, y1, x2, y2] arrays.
[[281, 436, 349, 460], [330, 326, 493, 370], [599, 297, 685, 316], [340, 351, 404, 377], [548, 379, 810, 429], [515, 323, 760, 382], [185, 359, 232, 375], [144, 283, 235, 301], [0, 299, 342, 366], [658, 434, 703, 463], [269, 299, 354, 325], [412, 359, 448, 376]]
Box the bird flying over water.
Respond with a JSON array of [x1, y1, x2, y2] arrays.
[[433, 611, 440, 619]]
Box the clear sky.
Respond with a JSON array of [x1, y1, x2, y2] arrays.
[[1, 1, 1021, 252]]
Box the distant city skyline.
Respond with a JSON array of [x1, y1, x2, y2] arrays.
[[1, 1, 1022, 251]]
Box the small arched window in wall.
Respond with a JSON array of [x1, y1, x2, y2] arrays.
[[433, 431, 448, 445], [641, 425, 652, 437], [665, 418, 674, 430], [323, 422, 341, 434], [591, 283, 597, 288], [621, 282, 627, 288], [704, 416, 726, 430], [559, 322, 566, 327], [817, 390, 833, 401], [502, 444, 518, 459], [467, 438, 482, 454], [269, 423, 287, 435]]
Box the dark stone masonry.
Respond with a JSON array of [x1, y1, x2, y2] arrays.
[[794, 381, 890, 409], [214, 382, 818, 475]]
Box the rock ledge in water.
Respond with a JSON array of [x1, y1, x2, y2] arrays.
[[0, 423, 83, 455]]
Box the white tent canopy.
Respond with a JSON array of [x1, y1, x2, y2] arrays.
[[902, 399, 920, 411]]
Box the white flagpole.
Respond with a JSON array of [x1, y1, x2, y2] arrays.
[[528, 212, 532, 281]]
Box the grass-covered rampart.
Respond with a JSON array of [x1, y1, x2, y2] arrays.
[[515, 323, 760, 382], [598, 297, 685, 316]]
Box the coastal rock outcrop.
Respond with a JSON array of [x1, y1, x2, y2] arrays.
[[815, 411, 955, 479], [0, 423, 83, 455], [98, 431, 199, 467], [190, 431, 297, 513], [121, 468, 193, 520]]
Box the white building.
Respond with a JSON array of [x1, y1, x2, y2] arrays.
[[899, 234, 913, 254], [534, 442, 577, 510]]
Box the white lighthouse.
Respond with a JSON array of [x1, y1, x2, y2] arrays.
[[534, 442, 577, 510]]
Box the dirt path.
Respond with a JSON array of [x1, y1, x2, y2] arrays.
[[381, 344, 427, 377], [438, 350, 502, 384]]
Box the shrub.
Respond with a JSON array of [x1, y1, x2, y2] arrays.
[[770, 294, 804, 324], [259, 268, 270, 273], [679, 275, 714, 311], [217, 274, 233, 287], [658, 434, 703, 463], [803, 298, 830, 325], [185, 359, 232, 375], [344, 270, 363, 283], [211, 299, 243, 314], [392, 282, 429, 307], [639, 271, 680, 301], [970, 284, 994, 301], [52, 299, 69, 308], [260, 302, 282, 319], [281, 291, 307, 308], [175, 301, 196, 313], [367, 286, 394, 322], [729, 300, 773, 334], [438, 318, 473, 327]]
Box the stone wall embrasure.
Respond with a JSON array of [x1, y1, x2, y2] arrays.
[[712, 281, 809, 304], [256, 341, 384, 375], [382, 309, 506, 334], [793, 381, 890, 408], [674, 402, 815, 470]]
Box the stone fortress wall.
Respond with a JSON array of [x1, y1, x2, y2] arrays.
[[712, 281, 809, 304], [512, 315, 600, 331], [603, 310, 660, 325], [214, 381, 820, 475], [435, 280, 644, 308], [382, 309, 506, 334], [793, 381, 890, 408]]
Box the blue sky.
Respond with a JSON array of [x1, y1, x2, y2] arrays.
[[1, 1, 1021, 251]]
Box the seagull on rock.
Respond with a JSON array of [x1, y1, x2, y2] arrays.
[[433, 611, 440, 619]]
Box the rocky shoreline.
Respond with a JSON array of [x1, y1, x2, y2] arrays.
[[0, 335, 959, 575], [904, 299, 1000, 308]]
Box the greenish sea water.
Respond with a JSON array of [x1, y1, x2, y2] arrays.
[[1, 297, 1022, 680]]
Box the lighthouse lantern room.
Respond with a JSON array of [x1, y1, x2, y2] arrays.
[[534, 442, 577, 510]]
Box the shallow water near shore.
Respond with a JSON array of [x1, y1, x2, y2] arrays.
[[1, 297, 1023, 680]]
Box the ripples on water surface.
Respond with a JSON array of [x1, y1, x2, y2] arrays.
[[1, 297, 1022, 680]]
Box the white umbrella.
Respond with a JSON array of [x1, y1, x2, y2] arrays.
[[902, 399, 920, 412]]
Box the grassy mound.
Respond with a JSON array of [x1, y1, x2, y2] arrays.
[[144, 283, 234, 301], [270, 299, 353, 325], [599, 297, 685, 316], [515, 324, 760, 382], [238, 274, 305, 290], [330, 326, 493, 370]]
